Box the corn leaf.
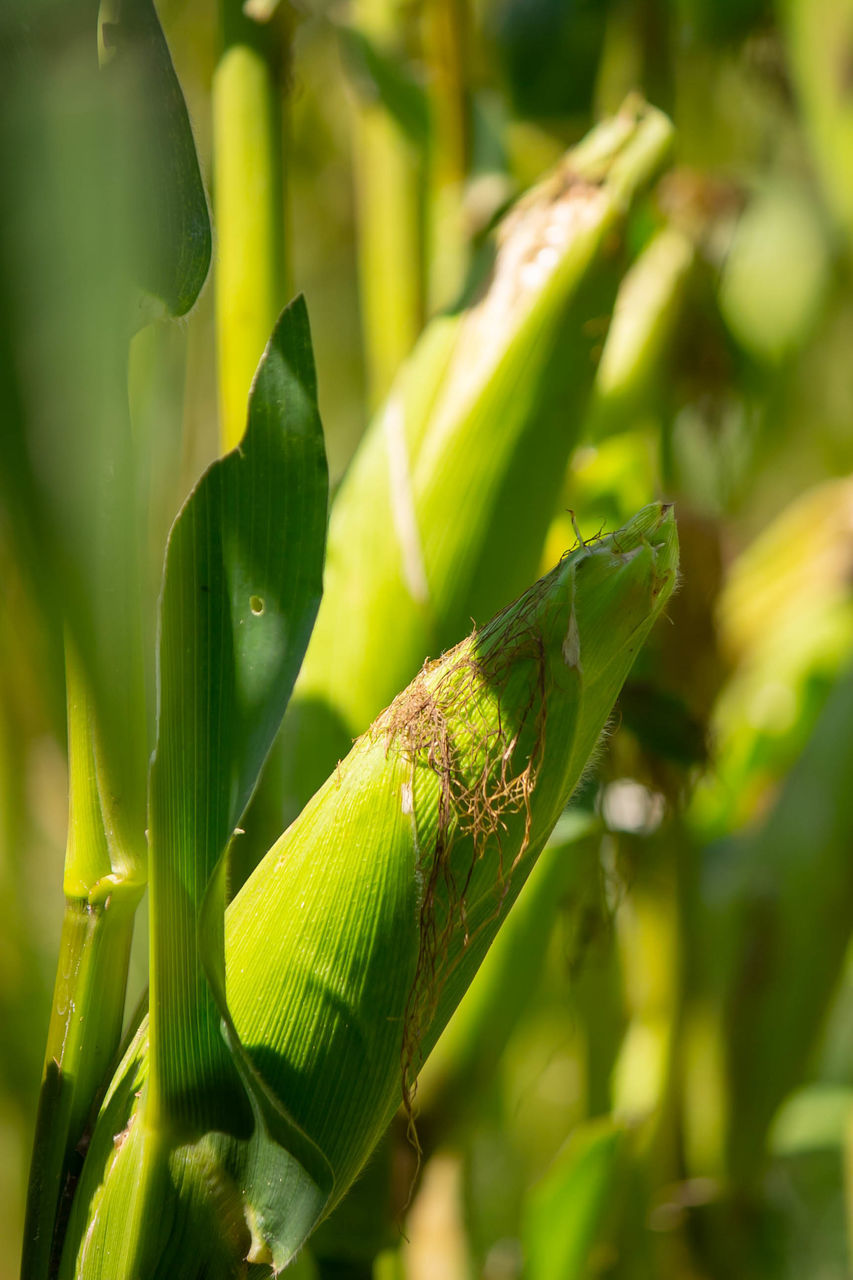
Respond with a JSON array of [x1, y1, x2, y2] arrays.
[[8, 6, 212, 1267], [7, 28, 150, 1268], [101, 0, 212, 320], [713, 660, 853, 1182], [147, 294, 327, 1123], [0, 28, 147, 882]]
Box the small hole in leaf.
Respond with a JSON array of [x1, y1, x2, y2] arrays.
[[249, 595, 265, 616]]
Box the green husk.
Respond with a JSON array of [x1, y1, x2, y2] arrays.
[[229, 505, 677, 1191], [59, 504, 677, 1277]]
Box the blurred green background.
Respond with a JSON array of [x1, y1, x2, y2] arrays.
[[4, 0, 853, 1276]]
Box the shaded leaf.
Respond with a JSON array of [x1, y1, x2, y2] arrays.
[[102, 0, 212, 318]]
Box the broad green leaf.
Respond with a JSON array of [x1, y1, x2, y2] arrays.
[[712, 660, 853, 1183], [1, 0, 210, 886], [0, 25, 147, 883], [6, 4, 210, 1267], [6, 26, 152, 1271], [147, 293, 327, 1121], [100, 0, 212, 319]]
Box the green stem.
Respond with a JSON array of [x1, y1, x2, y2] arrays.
[[22, 652, 144, 1280], [423, 0, 469, 314], [145, 830, 240, 1134], [350, 0, 424, 409], [213, 0, 288, 452], [637, 0, 673, 114], [21, 890, 141, 1280]]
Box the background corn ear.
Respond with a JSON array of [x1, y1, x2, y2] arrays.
[[270, 100, 674, 831]]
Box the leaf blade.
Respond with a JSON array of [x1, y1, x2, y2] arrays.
[[147, 294, 328, 1125]]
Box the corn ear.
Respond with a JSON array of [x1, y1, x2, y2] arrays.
[[228, 505, 676, 1197], [59, 504, 677, 1276], [277, 99, 674, 819]]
